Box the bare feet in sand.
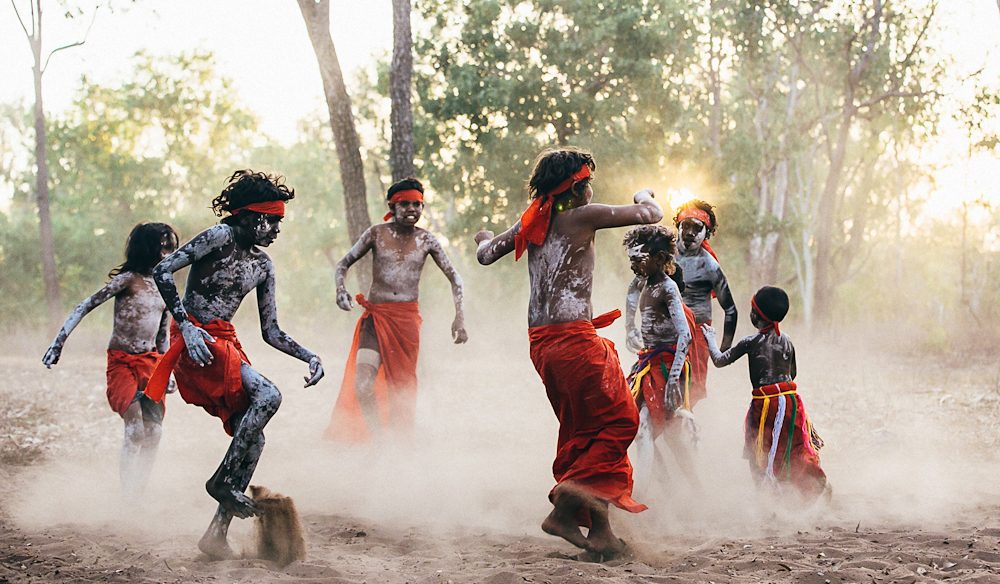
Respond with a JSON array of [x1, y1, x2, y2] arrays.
[[206, 478, 259, 519], [198, 529, 236, 560], [541, 483, 594, 551]]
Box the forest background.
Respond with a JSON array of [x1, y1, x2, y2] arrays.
[[2, 0, 1000, 354]]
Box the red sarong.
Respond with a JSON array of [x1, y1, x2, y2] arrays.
[[106, 350, 161, 416], [145, 318, 250, 436], [686, 308, 709, 406], [744, 381, 827, 500], [627, 345, 689, 437], [325, 295, 422, 442], [528, 310, 646, 520]]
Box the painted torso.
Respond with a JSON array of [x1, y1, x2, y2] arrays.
[[182, 225, 272, 322], [638, 275, 686, 348], [367, 223, 435, 304], [109, 272, 167, 353], [675, 247, 723, 324], [527, 209, 596, 327]]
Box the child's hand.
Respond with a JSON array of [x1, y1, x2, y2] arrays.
[[474, 230, 494, 245], [304, 356, 324, 387], [701, 324, 716, 340], [451, 316, 469, 344], [633, 188, 655, 203], [42, 344, 62, 368], [665, 380, 682, 411], [179, 320, 215, 367], [166, 375, 178, 394], [336, 288, 354, 311], [625, 329, 643, 353]]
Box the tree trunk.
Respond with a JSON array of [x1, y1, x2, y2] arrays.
[[296, 0, 372, 291], [389, 0, 415, 182], [812, 106, 853, 327], [29, 3, 61, 328]]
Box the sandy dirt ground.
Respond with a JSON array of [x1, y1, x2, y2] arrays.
[[3, 308, 1000, 583]]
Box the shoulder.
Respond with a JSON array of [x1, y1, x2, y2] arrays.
[[416, 227, 443, 247], [197, 224, 235, 246], [107, 271, 137, 290], [657, 276, 682, 297]]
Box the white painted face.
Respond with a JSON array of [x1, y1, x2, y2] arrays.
[[627, 243, 651, 276], [678, 218, 707, 250], [392, 200, 424, 226], [254, 214, 282, 247]]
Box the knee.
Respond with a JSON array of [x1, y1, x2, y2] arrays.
[[261, 381, 282, 412], [144, 422, 163, 445], [124, 421, 145, 446]]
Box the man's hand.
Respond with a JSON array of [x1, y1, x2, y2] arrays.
[[42, 343, 62, 368], [180, 320, 215, 367], [626, 328, 643, 354], [474, 230, 494, 245], [336, 288, 354, 311], [701, 324, 716, 343], [633, 188, 655, 203], [665, 379, 683, 411], [452, 316, 469, 344], [304, 356, 324, 387]]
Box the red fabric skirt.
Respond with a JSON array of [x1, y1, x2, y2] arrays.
[[106, 349, 161, 416], [145, 318, 250, 436], [528, 311, 646, 520], [686, 308, 709, 407], [325, 295, 422, 442], [627, 345, 689, 437], [743, 381, 827, 500]]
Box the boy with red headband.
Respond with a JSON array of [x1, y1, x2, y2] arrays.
[[701, 286, 828, 501], [475, 148, 661, 559], [327, 177, 467, 442], [626, 199, 737, 407], [147, 169, 324, 559], [43, 222, 179, 497]]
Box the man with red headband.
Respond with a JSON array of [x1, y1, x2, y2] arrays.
[[475, 148, 661, 560], [327, 177, 467, 442], [147, 169, 324, 559], [702, 286, 828, 502]]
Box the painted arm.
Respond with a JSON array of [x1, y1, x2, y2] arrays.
[[702, 324, 752, 368], [475, 222, 518, 265], [334, 228, 374, 310], [575, 189, 663, 230], [256, 262, 324, 387], [42, 273, 130, 367], [153, 225, 232, 366], [790, 342, 797, 380], [624, 276, 644, 353], [713, 267, 738, 351], [427, 235, 468, 344], [665, 282, 692, 387]]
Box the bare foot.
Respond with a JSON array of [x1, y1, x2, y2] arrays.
[[206, 479, 258, 519], [198, 530, 236, 560], [589, 536, 628, 561], [541, 510, 590, 550]]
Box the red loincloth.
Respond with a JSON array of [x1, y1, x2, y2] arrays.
[[528, 310, 647, 522], [626, 344, 690, 437], [145, 318, 250, 436], [686, 308, 709, 406], [325, 294, 422, 442], [743, 381, 827, 500], [106, 349, 162, 416]]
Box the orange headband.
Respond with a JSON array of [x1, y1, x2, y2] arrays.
[[751, 296, 780, 337], [513, 164, 592, 260], [383, 189, 424, 221], [231, 200, 286, 217], [676, 208, 711, 227]]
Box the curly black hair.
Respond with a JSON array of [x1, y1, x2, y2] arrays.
[[623, 224, 678, 275], [526, 147, 596, 201], [387, 177, 424, 201], [212, 169, 295, 221], [109, 222, 179, 279], [673, 198, 718, 238]]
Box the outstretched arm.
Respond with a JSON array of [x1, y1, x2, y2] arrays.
[[475, 222, 518, 265], [427, 235, 468, 343], [334, 228, 374, 310], [256, 264, 324, 387], [624, 276, 644, 353], [153, 225, 233, 366], [575, 189, 663, 230], [702, 324, 752, 368], [713, 268, 738, 351], [42, 274, 130, 367]]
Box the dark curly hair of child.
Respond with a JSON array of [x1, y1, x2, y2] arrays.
[[526, 147, 596, 201], [623, 224, 678, 275], [673, 198, 718, 238], [108, 222, 179, 279], [212, 169, 295, 225]]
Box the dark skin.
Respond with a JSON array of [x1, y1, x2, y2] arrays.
[[42, 236, 176, 497], [702, 313, 797, 387], [676, 217, 737, 349], [476, 184, 662, 558], [335, 198, 467, 434], [153, 211, 323, 560]]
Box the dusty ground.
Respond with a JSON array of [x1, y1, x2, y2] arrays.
[[2, 314, 1000, 583]]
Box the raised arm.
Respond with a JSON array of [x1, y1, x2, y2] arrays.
[[624, 276, 644, 353], [713, 267, 739, 351], [475, 222, 518, 265], [427, 235, 468, 343], [575, 189, 663, 230], [256, 263, 324, 387], [335, 228, 374, 310], [153, 225, 233, 366], [702, 324, 753, 368], [42, 273, 130, 367]]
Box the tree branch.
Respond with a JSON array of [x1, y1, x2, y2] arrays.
[[42, 5, 98, 73], [11, 0, 32, 41]]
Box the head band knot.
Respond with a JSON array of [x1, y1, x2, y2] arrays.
[[514, 164, 592, 260]]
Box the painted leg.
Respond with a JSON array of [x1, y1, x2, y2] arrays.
[[133, 400, 163, 495], [205, 364, 281, 520], [630, 405, 655, 494], [355, 348, 382, 437], [198, 432, 264, 560], [664, 418, 703, 491], [119, 400, 145, 498]]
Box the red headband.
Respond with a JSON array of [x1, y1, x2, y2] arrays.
[[514, 164, 592, 260], [231, 200, 286, 217], [751, 296, 780, 336], [676, 208, 711, 227], [383, 189, 424, 221]]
